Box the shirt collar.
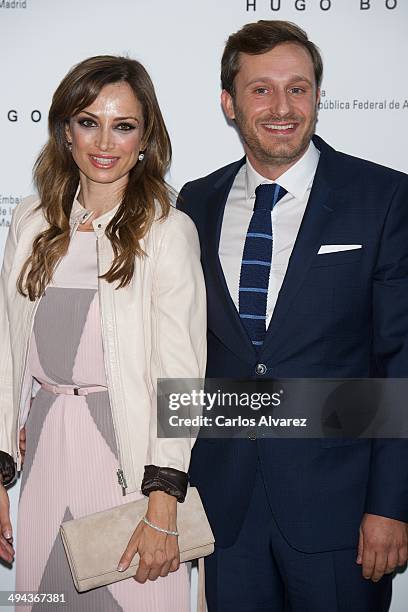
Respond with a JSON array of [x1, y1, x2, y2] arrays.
[[70, 184, 121, 235], [245, 141, 320, 201]]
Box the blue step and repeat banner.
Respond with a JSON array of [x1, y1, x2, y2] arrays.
[[1, 1, 407, 610]]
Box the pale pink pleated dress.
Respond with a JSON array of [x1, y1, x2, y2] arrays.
[[15, 230, 190, 611]]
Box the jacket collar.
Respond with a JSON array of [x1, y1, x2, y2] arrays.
[[69, 184, 121, 238]]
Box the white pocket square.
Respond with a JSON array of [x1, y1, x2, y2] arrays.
[[318, 244, 362, 254]]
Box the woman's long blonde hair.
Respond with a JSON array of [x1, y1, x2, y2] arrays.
[[18, 55, 172, 300]]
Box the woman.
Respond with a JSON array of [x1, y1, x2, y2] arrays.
[[0, 55, 206, 610]]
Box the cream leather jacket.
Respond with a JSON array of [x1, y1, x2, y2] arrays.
[[0, 194, 206, 493]]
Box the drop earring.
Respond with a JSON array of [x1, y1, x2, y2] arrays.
[[138, 152, 145, 161], [66, 141, 72, 151]]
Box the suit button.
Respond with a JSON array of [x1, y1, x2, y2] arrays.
[[255, 363, 267, 376]]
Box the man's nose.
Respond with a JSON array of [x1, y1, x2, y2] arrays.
[[268, 89, 291, 116]]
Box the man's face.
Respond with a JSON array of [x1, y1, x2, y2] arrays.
[[221, 42, 320, 178]]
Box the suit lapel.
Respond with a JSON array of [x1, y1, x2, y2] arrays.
[[205, 137, 344, 364], [261, 137, 340, 358], [204, 158, 257, 363]]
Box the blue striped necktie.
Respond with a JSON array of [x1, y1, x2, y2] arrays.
[[239, 183, 287, 348]]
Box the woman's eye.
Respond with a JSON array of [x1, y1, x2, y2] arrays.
[[78, 118, 96, 128], [115, 123, 136, 131]]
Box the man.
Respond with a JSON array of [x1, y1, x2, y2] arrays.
[[178, 20, 408, 612]]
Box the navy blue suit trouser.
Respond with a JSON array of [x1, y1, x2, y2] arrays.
[[204, 463, 392, 612]]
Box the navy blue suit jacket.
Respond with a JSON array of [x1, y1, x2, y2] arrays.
[[177, 135, 408, 552]]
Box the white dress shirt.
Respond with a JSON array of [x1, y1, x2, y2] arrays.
[[219, 142, 320, 327]]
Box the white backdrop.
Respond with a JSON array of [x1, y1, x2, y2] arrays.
[[1, 0, 407, 610]]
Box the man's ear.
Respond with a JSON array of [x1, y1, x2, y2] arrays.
[[221, 89, 235, 121], [316, 87, 321, 109]]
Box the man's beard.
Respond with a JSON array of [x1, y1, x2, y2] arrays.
[[234, 106, 318, 168]]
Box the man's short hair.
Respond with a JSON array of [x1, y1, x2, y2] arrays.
[[221, 20, 323, 95]]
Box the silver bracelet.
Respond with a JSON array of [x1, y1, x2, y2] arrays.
[[142, 516, 179, 537]]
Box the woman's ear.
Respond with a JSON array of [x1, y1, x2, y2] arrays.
[[65, 120, 72, 145]]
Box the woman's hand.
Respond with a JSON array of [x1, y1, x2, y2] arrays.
[[117, 490, 180, 583], [0, 481, 14, 564]]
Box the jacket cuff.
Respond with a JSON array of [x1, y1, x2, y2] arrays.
[[0, 451, 16, 488], [141, 465, 188, 503]]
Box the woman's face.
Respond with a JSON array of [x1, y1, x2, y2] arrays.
[[65, 81, 145, 187]]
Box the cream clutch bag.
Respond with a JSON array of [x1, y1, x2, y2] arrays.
[[60, 486, 214, 593]]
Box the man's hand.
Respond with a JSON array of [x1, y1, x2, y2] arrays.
[[357, 513, 408, 581]]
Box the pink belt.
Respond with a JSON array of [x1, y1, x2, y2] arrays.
[[40, 382, 107, 396]]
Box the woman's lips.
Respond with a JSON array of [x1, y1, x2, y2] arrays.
[[89, 154, 119, 169]]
